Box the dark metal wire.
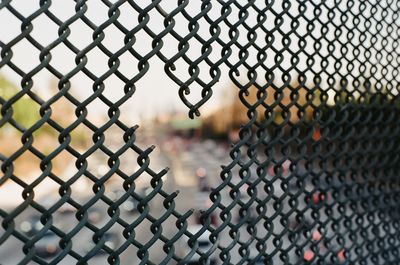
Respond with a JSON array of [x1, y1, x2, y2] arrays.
[[1, 0, 400, 264]]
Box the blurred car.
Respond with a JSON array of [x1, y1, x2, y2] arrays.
[[84, 232, 120, 256], [38, 196, 76, 216], [106, 188, 125, 201], [20, 215, 43, 237], [203, 140, 217, 151], [180, 224, 218, 265], [35, 231, 61, 259], [121, 198, 138, 213], [194, 210, 218, 227], [249, 255, 266, 265], [107, 187, 152, 214], [59, 203, 75, 215], [83, 206, 109, 225], [122, 190, 148, 213], [196, 168, 211, 192]]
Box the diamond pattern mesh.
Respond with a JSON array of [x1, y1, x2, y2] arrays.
[[1, 0, 400, 264]]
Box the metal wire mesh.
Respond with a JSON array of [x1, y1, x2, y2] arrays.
[[1, 0, 400, 264]]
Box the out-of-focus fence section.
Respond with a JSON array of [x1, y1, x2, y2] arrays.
[[1, 0, 400, 264]]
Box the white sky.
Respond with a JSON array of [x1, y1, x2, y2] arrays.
[[0, 0, 237, 123], [1, 0, 396, 124]]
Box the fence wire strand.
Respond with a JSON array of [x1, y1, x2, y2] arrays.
[[1, 0, 400, 264]]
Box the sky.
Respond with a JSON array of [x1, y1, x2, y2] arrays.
[[0, 0, 237, 123], [1, 0, 395, 124]]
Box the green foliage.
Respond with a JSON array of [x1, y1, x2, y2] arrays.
[[0, 75, 40, 131]]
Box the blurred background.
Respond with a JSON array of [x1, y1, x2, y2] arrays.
[[1, 0, 398, 264]]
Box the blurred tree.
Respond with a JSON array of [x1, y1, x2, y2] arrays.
[[0, 75, 40, 131], [203, 75, 322, 138], [0, 75, 90, 177]]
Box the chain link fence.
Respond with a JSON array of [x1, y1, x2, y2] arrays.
[[1, 0, 400, 264]]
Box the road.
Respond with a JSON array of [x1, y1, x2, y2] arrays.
[[0, 133, 230, 264], [119, 137, 225, 264], [1, 132, 352, 265]]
